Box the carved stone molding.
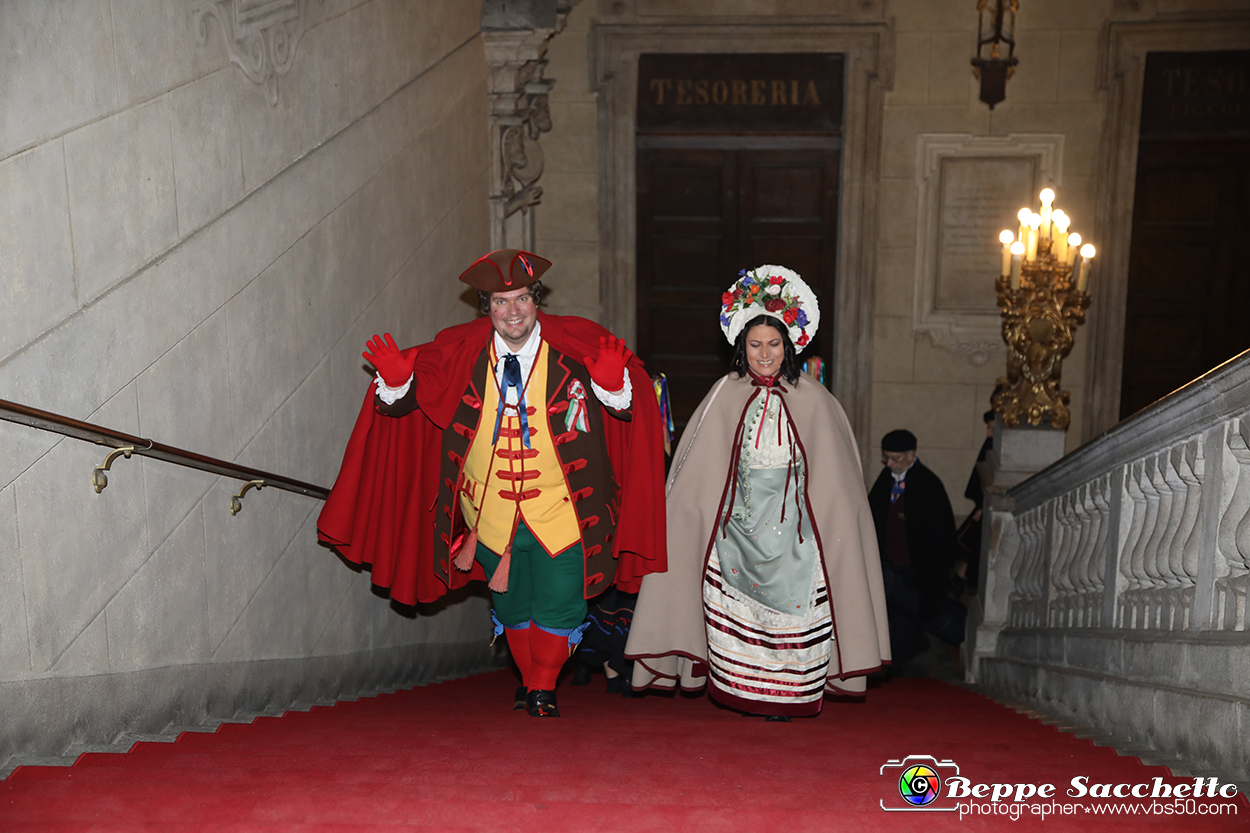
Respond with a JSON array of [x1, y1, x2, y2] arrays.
[[194, 0, 311, 106], [482, 3, 576, 250], [913, 133, 1064, 366]]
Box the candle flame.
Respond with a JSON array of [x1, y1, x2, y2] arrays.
[[1080, 244, 1096, 259], [1040, 188, 1055, 207], [999, 229, 1015, 244]]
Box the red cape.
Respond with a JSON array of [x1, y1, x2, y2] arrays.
[[317, 313, 668, 605]]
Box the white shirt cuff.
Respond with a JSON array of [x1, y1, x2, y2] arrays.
[[591, 371, 632, 410], [375, 373, 412, 405]]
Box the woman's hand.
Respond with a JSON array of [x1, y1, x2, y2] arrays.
[[363, 333, 416, 387]]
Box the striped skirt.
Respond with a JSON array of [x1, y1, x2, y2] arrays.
[[703, 546, 834, 716]]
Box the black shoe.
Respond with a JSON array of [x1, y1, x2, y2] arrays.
[[571, 665, 593, 686], [513, 686, 527, 710], [764, 715, 791, 722], [605, 675, 628, 695], [527, 689, 561, 717]]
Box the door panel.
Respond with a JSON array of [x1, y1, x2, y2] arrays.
[[1120, 138, 1250, 418], [637, 144, 840, 436]]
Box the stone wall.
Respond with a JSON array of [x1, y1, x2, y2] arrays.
[[537, 0, 1114, 514], [0, 0, 496, 767]]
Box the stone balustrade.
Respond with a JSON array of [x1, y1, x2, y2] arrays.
[[971, 350, 1250, 784]]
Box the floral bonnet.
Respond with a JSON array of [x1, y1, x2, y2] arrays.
[[719, 265, 820, 351]]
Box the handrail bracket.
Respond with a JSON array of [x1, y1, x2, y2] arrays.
[[230, 479, 267, 515], [93, 447, 137, 494]]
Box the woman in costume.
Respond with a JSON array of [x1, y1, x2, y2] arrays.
[[624, 266, 890, 719]]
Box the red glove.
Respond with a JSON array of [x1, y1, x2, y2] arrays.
[[583, 335, 632, 392], [363, 333, 416, 388]]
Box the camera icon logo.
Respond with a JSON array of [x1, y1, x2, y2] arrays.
[[880, 755, 960, 812]]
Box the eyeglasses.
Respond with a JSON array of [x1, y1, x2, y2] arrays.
[[881, 452, 913, 465]]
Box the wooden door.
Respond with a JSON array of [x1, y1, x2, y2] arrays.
[[636, 143, 840, 435], [1120, 139, 1250, 418], [1119, 50, 1250, 419]]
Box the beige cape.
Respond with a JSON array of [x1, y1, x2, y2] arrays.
[[625, 372, 890, 695]]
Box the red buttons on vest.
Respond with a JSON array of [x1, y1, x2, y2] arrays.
[[547, 401, 569, 415], [448, 450, 464, 466], [571, 487, 594, 502], [583, 544, 602, 558], [578, 515, 600, 530], [452, 423, 475, 439], [561, 458, 588, 474], [499, 488, 541, 501], [585, 572, 605, 587], [554, 431, 577, 445], [462, 394, 482, 409], [494, 447, 540, 460], [497, 469, 540, 482]]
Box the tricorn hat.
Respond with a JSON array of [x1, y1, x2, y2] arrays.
[[458, 249, 552, 293]]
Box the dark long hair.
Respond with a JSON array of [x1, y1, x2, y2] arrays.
[[731, 315, 800, 384]]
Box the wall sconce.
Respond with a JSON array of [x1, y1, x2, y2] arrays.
[[971, 0, 1019, 109], [992, 188, 1096, 429]]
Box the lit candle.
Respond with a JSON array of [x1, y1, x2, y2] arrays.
[[1017, 207, 1032, 246], [999, 229, 1015, 276], [1039, 188, 1055, 240], [1010, 241, 1024, 289], [1026, 213, 1041, 261], [1052, 210, 1070, 262], [1066, 232, 1082, 265], [1077, 243, 1095, 292]]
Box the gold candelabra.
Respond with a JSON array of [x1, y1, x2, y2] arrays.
[[991, 188, 1096, 429]]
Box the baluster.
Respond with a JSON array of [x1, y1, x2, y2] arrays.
[[1216, 419, 1250, 630], [1168, 440, 1203, 629], [1050, 492, 1078, 626], [1087, 474, 1112, 628], [1120, 460, 1151, 628]]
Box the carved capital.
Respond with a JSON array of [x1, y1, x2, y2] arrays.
[[481, 5, 574, 249], [194, 0, 311, 106]]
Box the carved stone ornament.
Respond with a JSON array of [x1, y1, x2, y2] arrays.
[[194, 0, 311, 106]]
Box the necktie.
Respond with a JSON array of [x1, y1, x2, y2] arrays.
[[492, 354, 531, 448]]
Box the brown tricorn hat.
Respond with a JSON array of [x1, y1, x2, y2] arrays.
[[458, 249, 552, 293]]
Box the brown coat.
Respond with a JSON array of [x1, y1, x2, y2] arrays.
[[625, 373, 891, 694]]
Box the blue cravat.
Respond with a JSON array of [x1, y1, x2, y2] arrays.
[[890, 477, 906, 504], [492, 354, 530, 448]]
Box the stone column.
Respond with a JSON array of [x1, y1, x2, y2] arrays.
[[481, 1, 576, 251]]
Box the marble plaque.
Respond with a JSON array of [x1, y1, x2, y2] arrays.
[[936, 156, 1036, 311], [912, 133, 1064, 365]]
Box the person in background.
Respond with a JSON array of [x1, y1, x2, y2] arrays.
[[957, 410, 996, 591], [868, 429, 958, 671]]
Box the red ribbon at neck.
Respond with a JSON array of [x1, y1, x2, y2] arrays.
[[746, 368, 788, 392]]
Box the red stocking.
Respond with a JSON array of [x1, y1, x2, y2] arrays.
[[528, 627, 572, 692], [504, 625, 533, 689]]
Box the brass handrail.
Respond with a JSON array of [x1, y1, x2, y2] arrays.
[[0, 397, 329, 510]]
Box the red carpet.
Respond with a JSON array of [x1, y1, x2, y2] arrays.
[[2, 671, 1245, 831]]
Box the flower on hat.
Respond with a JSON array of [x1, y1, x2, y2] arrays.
[[719, 264, 820, 352]]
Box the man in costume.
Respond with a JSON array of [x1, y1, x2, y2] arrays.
[[317, 249, 667, 717], [868, 429, 958, 669]]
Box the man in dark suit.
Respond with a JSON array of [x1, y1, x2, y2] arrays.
[[868, 429, 958, 669]]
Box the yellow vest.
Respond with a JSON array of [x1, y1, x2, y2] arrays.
[[459, 341, 582, 556]]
